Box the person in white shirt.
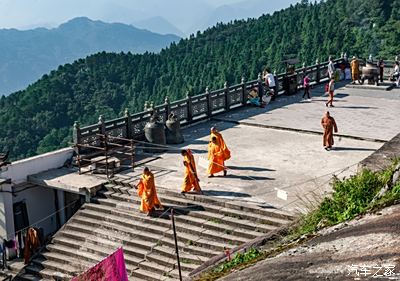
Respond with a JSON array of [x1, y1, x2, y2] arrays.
[[264, 69, 276, 101], [392, 61, 400, 87], [327, 56, 335, 79]]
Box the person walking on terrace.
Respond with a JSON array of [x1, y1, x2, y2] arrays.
[[302, 73, 311, 100], [208, 136, 227, 177], [321, 111, 338, 151], [325, 77, 335, 107], [327, 56, 335, 79], [264, 68, 276, 101], [210, 127, 230, 161], [181, 149, 202, 194], [350, 56, 360, 84], [135, 167, 163, 215]]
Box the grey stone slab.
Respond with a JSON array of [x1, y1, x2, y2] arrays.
[[27, 167, 107, 195]]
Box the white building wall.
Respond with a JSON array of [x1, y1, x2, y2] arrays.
[[0, 183, 14, 239], [0, 147, 74, 239], [12, 185, 57, 236], [1, 147, 74, 184]]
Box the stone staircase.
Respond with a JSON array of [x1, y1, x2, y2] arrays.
[[14, 177, 295, 281]]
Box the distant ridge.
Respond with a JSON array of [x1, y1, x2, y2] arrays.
[[133, 16, 186, 37], [0, 17, 180, 95]]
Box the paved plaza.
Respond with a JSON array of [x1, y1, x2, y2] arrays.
[[119, 82, 400, 213]]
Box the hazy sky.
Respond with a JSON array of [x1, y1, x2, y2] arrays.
[[0, 0, 300, 34]]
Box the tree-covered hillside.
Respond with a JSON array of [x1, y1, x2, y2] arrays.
[[1, 0, 399, 160]]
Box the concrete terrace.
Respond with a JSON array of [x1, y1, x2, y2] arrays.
[[12, 81, 400, 280], [115, 82, 400, 213]]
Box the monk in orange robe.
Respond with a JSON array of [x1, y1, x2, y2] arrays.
[[181, 149, 202, 194], [321, 111, 338, 151], [24, 227, 41, 264], [208, 136, 227, 177], [136, 167, 162, 215], [210, 127, 230, 161]]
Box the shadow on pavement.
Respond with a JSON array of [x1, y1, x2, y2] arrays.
[[333, 147, 377, 152], [228, 165, 276, 172]]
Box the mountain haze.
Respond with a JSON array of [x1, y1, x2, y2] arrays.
[[133, 17, 185, 37], [0, 17, 180, 95], [0, 0, 399, 160]]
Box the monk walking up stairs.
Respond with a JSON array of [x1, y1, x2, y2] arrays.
[[135, 167, 163, 215], [181, 149, 203, 194]]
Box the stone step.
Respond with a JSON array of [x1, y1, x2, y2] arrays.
[[41, 251, 94, 274], [26, 258, 74, 280], [12, 273, 41, 281], [46, 242, 187, 280], [96, 195, 275, 235], [71, 213, 229, 253], [129, 267, 179, 281], [77, 206, 242, 249], [85, 201, 249, 245], [62, 221, 219, 258], [104, 181, 294, 221], [101, 190, 289, 228], [52, 235, 200, 270]]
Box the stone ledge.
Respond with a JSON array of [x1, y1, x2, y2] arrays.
[[345, 82, 395, 91], [358, 133, 400, 172]]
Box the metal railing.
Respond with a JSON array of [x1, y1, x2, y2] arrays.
[[75, 134, 135, 178]]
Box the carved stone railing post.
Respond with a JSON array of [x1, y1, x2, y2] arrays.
[[164, 96, 170, 117], [206, 86, 212, 117], [98, 115, 106, 136], [315, 58, 320, 83], [224, 81, 229, 111], [257, 73, 263, 103], [186, 92, 193, 123], [241, 76, 246, 105], [98, 115, 106, 147], [73, 121, 81, 146], [125, 109, 132, 139]]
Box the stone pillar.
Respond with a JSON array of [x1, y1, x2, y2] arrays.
[[206, 86, 212, 117], [98, 115, 106, 136], [186, 92, 193, 123], [125, 109, 132, 139], [57, 190, 66, 226], [144, 101, 149, 111], [257, 73, 263, 103], [73, 121, 81, 145], [241, 76, 246, 105], [0, 181, 15, 240], [164, 96, 170, 117], [224, 81, 229, 111]]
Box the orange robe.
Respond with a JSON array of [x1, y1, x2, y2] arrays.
[[182, 150, 201, 192], [321, 116, 338, 147], [210, 131, 231, 160], [24, 228, 41, 264], [137, 172, 162, 213], [207, 141, 225, 175], [350, 59, 360, 81]]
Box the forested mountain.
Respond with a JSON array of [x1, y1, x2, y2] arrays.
[[0, 17, 179, 95], [1, 0, 399, 160]]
